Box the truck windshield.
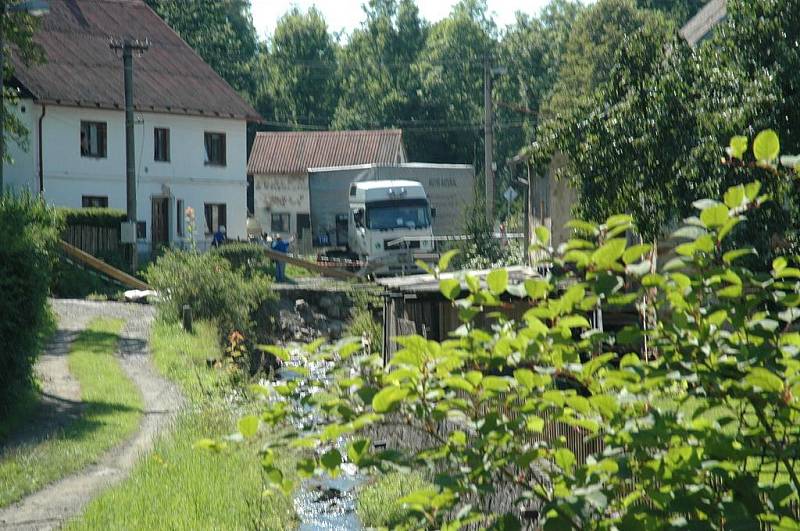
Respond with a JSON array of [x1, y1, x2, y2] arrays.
[[366, 199, 431, 230]]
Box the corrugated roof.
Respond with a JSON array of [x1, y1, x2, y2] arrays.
[[10, 0, 261, 121], [247, 130, 405, 175], [680, 0, 726, 47]]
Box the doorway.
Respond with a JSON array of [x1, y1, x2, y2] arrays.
[[151, 197, 169, 249]]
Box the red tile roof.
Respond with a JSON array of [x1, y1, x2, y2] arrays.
[[10, 0, 261, 121], [247, 130, 406, 175]]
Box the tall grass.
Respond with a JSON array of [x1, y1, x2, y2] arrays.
[[68, 319, 298, 530]]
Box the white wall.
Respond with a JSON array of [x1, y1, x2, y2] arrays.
[[3, 100, 248, 243]]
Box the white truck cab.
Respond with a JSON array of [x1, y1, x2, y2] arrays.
[[347, 180, 435, 275]]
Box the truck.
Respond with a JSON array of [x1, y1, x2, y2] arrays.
[[308, 163, 475, 276]]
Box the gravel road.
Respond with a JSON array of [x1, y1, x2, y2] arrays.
[[0, 300, 183, 530]]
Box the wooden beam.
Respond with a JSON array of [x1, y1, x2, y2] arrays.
[[260, 247, 360, 281], [59, 240, 152, 291]]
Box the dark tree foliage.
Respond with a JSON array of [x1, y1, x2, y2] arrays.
[[636, 0, 708, 24], [533, 0, 800, 257], [333, 0, 428, 153], [3, 10, 45, 155], [255, 7, 339, 128], [144, 0, 259, 99]]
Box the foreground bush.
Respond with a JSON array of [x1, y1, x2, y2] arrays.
[[0, 193, 60, 414], [242, 131, 800, 529], [145, 249, 272, 340]]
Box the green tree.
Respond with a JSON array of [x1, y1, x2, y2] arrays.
[[333, 0, 427, 152], [636, 0, 708, 23], [256, 7, 339, 128], [144, 0, 259, 98], [412, 0, 496, 163], [494, 0, 582, 173], [2, 9, 45, 157]]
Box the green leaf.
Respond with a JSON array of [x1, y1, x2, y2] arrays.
[[559, 315, 591, 329], [723, 248, 756, 265], [321, 448, 342, 471], [526, 415, 545, 433], [415, 259, 433, 274], [724, 185, 746, 208], [622, 243, 652, 265], [744, 368, 784, 393], [238, 415, 259, 438], [745, 181, 762, 201], [347, 439, 370, 465], [440, 278, 461, 300], [729, 135, 748, 159], [773, 257, 788, 273], [718, 284, 743, 298], [700, 204, 730, 228], [535, 225, 550, 245], [465, 274, 480, 293], [372, 386, 409, 413], [753, 129, 780, 162], [591, 238, 627, 268], [554, 448, 576, 473], [565, 219, 599, 236], [487, 269, 509, 295], [482, 376, 511, 393], [438, 249, 459, 272], [257, 345, 290, 361], [606, 214, 632, 228]]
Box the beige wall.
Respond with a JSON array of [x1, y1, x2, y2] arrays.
[[531, 152, 579, 250], [253, 173, 309, 238]]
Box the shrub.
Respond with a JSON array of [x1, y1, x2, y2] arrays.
[[56, 207, 127, 229], [0, 193, 61, 414], [246, 131, 800, 529], [213, 243, 271, 278], [144, 249, 272, 340]]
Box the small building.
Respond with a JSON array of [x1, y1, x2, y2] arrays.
[[5, 0, 261, 251], [246, 130, 407, 246]]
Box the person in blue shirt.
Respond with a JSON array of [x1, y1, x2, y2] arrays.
[[211, 225, 227, 248], [271, 234, 290, 282]]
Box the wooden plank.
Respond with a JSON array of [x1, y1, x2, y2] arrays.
[[59, 240, 152, 291], [260, 246, 361, 281]]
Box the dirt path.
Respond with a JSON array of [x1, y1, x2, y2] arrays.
[[0, 300, 184, 530]]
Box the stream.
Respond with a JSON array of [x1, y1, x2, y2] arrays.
[[274, 350, 365, 531]]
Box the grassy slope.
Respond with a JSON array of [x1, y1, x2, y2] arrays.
[[0, 318, 141, 507], [68, 320, 297, 530]]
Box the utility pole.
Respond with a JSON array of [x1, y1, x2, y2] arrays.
[[483, 56, 494, 222], [110, 37, 148, 271]]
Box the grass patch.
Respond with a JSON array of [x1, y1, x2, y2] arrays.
[[66, 407, 296, 530], [0, 318, 141, 507], [149, 319, 230, 401], [68, 318, 298, 530], [356, 471, 432, 528]]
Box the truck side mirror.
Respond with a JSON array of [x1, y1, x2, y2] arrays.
[[431, 208, 437, 219]]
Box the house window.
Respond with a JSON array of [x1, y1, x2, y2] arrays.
[[136, 221, 147, 240], [204, 203, 227, 234], [271, 213, 290, 233], [80, 121, 107, 158], [154, 127, 170, 162], [176, 199, 185, 237], [204, 132, 226, 166], [81, 195, 108, 208]]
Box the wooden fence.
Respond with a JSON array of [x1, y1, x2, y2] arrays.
[[62, 224, 125, 262]]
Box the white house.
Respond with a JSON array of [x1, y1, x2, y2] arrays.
[[246, 130, 407, 244], [5, 0, 261, 250]]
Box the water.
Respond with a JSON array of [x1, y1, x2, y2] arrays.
[[275, 353, 364, 531]]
